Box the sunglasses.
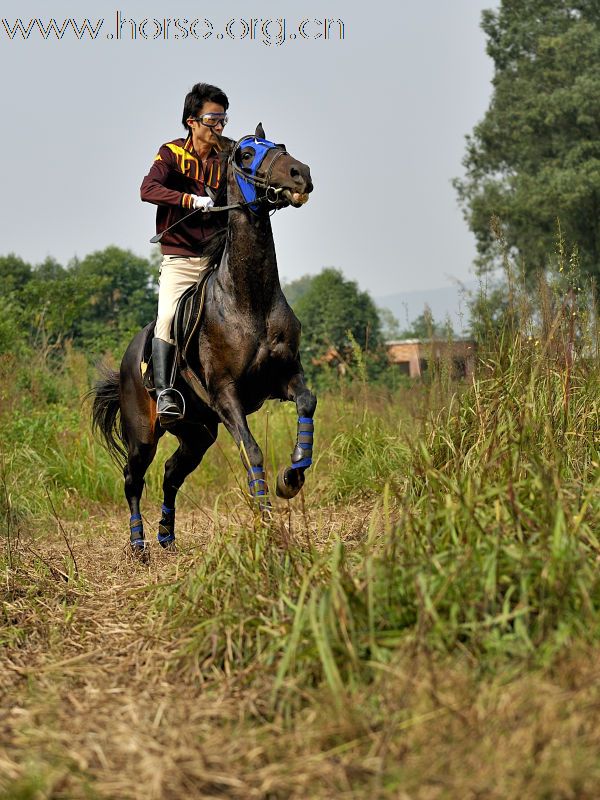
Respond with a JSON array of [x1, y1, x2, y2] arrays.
[[192, 113, 228, 128]]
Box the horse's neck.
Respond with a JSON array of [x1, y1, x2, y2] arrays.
[[219, 177, 281, 312]]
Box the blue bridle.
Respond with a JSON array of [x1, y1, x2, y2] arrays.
[[231, 135, 288, 212]]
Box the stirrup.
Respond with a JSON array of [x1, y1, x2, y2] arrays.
[[156, 388, 186, 422]]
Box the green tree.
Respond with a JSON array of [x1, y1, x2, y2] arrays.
[[284, 272, 401, 343], [5, 247, 158, 355], [454, 1, 600, 280], [377, 306, 402, 340], [294, 268, 384, 381], [295, 268, 382, 354], [0, 254, 32, 294], [400, 305, 454, 340], [0, 255, 33, 354], [282, 273, 316, 307], [70, 246, 157, 353], [75, 246, 157, 329], [22, 265, 94, 348], [0, 297, 28, 355]]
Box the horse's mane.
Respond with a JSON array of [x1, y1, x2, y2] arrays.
[[203, 228, 227, 269], [202, 137, 235, 270]]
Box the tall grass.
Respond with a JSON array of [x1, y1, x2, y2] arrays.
[[2, 263, 600, 798], [0, 346, 412, 524], [147, 267, 600, 709], [1, 262, 599, 710]]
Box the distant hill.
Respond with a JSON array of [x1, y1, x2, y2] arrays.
[[375, 280, 480, 336]]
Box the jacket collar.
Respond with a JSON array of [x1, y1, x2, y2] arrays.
[[183, 135, 218, 160]]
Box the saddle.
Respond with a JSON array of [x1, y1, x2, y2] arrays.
[[141, 267, 215, 406]]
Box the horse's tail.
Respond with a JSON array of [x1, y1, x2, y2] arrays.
[[90, 367, 127, 467]]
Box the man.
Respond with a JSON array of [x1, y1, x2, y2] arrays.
[[140, 82, 229, 424]]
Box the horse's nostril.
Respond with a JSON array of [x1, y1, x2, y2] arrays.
[[290, 167, 300, 179]]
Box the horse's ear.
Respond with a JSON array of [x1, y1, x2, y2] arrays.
[[255, 122, 266, 139]]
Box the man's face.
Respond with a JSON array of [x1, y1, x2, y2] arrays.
[[187, 101, 227, 149]]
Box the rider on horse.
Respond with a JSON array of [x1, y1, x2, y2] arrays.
[[94, 116, 315, 551], [140, 82, 229, 424]]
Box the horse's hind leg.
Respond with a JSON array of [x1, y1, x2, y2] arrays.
[[277, 372, 317, 499], [158, 421, 218, 547], [118, 328, 161, 555], [124, 440, 158, 553]]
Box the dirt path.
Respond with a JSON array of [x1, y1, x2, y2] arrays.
[[1, 504, 372, 800], [4, 504, 600, 800]]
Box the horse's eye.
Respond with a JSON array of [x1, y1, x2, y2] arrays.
[[243, 152, 252, 161]]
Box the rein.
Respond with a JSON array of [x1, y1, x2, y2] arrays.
[[207, 190, 285, 214]]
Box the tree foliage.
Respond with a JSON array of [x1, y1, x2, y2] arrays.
[[377, 306, 402, 340], [291, 268, 390, 383], [74, 246, 158, 350], [0, 254, 32, 294], [0, 253, 401, 385], [293, 268, 383, 357], [399, 305, 454, 340], [281, 274, 316, 307], [0, 247, 157, 357], [454, 0, 600, 280]]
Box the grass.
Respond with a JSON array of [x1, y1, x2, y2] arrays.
[[1, 267, 600, 797]]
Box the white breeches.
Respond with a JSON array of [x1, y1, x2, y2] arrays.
[[155, 254, 212, 342]]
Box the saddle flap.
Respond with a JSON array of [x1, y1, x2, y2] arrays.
[[172, 283, 198, 352], [172, 267, 214, 364], [140, 271, 214, 407]]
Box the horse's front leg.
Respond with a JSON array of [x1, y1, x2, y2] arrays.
[[213, 387, 270, 512], [277, 371, 317, 500]]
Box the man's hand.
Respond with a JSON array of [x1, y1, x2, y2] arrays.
[[191, 195, 214, 212]]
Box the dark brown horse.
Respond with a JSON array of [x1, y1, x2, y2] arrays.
[[92, 125, 316, 551]]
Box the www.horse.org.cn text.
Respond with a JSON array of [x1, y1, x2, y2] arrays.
[[1, 15, 345, 45]]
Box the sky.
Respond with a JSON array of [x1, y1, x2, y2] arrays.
[[0, 1, 498, 298]]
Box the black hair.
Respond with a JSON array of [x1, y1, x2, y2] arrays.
[[182, 83, 229, 132]]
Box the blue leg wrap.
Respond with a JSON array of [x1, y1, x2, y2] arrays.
[[290, 417, 314, 470], [158, 504, 176, 546], [130, 513, 147, 549], [248, 466, 270, 508], [248, 466, 267, 496]]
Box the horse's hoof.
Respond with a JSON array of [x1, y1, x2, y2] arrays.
[[130, 539, 150, 562], [157, 533, 176, 550], [276, 466, 305, 499], [260, 501, 273, 524]]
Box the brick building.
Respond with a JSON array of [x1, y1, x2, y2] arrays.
[[385, 338, 476, 378]]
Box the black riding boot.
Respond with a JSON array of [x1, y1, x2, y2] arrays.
[[152, 337, 184, 423]]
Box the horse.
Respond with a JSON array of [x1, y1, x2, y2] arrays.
[[91, 124, 316, 552]]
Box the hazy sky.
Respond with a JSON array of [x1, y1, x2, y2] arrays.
[[0, 1, 497, 296]]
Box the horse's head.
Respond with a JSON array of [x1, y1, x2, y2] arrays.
[[226, 123, 313, 211]]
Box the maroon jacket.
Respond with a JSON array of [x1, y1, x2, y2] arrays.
[[140, 136, 226, 256]]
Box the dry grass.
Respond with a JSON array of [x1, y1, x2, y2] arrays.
[[2, 501, 600, 800]]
